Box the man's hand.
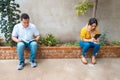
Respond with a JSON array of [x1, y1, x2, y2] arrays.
[[12, 36, 21, 43], [35, 35, 40, 41]]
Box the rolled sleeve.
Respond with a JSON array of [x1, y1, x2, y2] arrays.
[[33, 25, 39, 36]]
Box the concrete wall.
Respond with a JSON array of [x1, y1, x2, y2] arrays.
[[97, 0, 120, 41], [15, 0, 120, 42]]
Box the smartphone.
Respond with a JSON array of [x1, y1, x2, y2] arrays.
[[94, 34, 101, 39]]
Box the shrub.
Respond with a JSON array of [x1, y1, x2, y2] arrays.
[[111, 41, 120, 46], [100, 32, 108, 46], [40, 34, 59, 46], [0, 0, 21, 46], [62, 42, 79, 46], [75, 0, 93, 16]]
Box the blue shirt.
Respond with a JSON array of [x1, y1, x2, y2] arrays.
[[12, 23, 39, 42]]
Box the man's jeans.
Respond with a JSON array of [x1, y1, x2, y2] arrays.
[[80, 41, 100, 57], [17, 41, 38, 63]]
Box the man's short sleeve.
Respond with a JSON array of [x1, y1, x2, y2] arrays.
[[32, 25, 39, 36]]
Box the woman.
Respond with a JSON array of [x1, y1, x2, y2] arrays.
[[80, 18, 100, 64]]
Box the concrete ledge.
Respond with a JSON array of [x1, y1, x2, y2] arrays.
[[0, 46, 120, 59]]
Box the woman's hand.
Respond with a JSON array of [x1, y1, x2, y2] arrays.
[[93, 38, 100, 43], [86, 38, 94, 42], [83, 37, 100, 43]]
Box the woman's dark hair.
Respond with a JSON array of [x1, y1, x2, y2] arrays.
[[88, 18, 98, 26], [21, 13, 30, 20]]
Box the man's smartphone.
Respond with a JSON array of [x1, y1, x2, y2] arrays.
[[94, 34, 101, 39]]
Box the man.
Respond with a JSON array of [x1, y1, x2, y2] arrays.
[[12, 13, 40, 70]]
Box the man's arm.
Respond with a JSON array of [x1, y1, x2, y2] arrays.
[[12, 36, 21, 43]]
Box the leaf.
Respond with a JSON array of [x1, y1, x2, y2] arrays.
[[75, 0, 93, 16], [0, 0, 21, 46]]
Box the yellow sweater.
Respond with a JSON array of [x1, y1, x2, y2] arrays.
[[80, 27, 99, 41]]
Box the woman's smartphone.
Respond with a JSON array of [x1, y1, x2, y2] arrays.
[[94, 34, 101, 39]]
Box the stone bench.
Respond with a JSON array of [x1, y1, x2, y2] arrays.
[[0, 46, 120, 59]]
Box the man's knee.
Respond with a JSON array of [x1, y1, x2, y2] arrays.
[[17, 42, 25, 47], [30, 41, 38, 46]]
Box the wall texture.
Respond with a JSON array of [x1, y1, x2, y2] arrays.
[[15, 0, 120, 42]]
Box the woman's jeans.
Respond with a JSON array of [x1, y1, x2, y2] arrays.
[[80, 41, 100, 57], [17, 41, 38, 63]]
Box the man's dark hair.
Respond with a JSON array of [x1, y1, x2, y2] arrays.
[[88, 18, 98, 26], [21, 13, 30, 20]]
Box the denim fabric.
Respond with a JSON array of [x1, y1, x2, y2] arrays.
[[17, 41, 38, 63], [80, 41, 100, 57]]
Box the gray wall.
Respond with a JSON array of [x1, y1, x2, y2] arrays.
[[16, 0, 120, 42], [97, 0, 120, 41]]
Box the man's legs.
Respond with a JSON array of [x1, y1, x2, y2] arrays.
[[17, 42, 26, 63], [17, 42, 26, 70], [29, 41, 38, 67]]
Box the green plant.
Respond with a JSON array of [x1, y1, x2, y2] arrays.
[[111, 41, 120, 46], [40, 34, 59, 46], [62, 42, 79, 46], [100, 32, 108, 46], [62, 43, 72, 46], [0, 0, 21, 46], [75, 0, 93, 16], [73, 42, 79, 46]]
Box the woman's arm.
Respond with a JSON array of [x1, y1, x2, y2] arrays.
[[82, 37, 94, 42]]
